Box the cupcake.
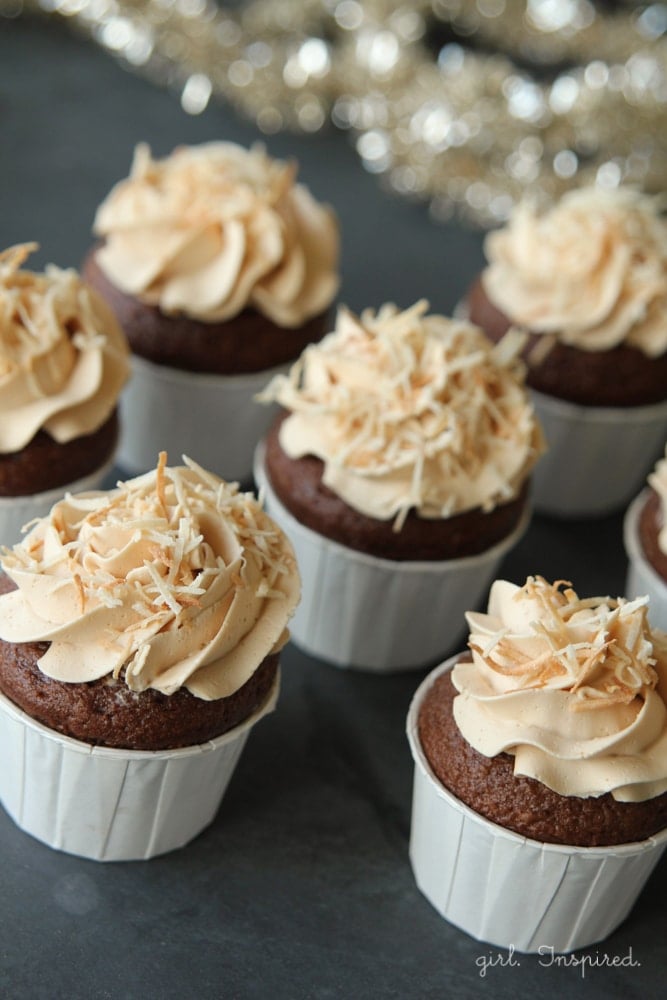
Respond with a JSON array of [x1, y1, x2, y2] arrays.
[[0, 243, 130, 545], [625, 445, 667, 630], [82, 142, 340, 482], [0, 453, 300, 860], [407, 576, 667, 953], [255, 301, 544, 671], [465, 186, 667, 517]]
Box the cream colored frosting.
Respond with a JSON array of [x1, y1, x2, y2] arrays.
[[0, 244, 130, 453], [452, 576, 667, 802], [482, 186, 667, 357], [259, 301, 544, 526], [93, 142, 340, 326], [648, 447, 667, 557], [0, 454, 301, 700]]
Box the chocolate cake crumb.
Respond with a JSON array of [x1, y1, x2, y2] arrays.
[[263, 413, 528, 561], [0, 574, 278, 750], [82, 249, 329, 375], [418, 662, 667, 847], [466, 275, 667, 407], [0, 410, 119, 497]]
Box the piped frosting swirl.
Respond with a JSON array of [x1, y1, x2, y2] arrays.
[[482, 186, 667, 356], [452, 576, 667, 802], [93, 142, 340, 326], [259, 301, 544, 525], [0, 244, 130, 453], [0, 454, 300, 700]]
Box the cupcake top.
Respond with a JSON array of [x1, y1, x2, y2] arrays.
[[453, 576, 667, 802], [259, 301, 544, 526], [92, 142, 340, 327], [482, 186, 667, 357], [0, 244, 130, 454], [0, 454, 300, 700], [648, 447, 667, 557]]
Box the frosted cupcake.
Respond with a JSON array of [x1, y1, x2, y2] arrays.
[[408, 576, 667, 952], [0, 243, 130, 546], [83, 142, 340, 482], [0, 454, 300, 860], [625, 445, 667, 630], [255, 301, 544, 671], [465, 186, 667, 517]]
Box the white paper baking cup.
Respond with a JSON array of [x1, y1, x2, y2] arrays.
[[254, 445, 529, 672], [0, 673, 279, 862], [407, 657, 667, 953], [623, 490, 667, 631], [529, 391, 667, 519], [118, 354, 289, 482], [0, 455, 116, 549]]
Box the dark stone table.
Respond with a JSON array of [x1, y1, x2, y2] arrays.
[[0, 13, 664, 999]]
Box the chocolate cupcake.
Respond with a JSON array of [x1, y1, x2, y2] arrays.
[[255, 301, 544, 671], [0, 454, 300, 859], [625, 445, 667, 630], [82, 142, 340, 482], [464, 186, 667, 517], [407, 576, 667, 952], [0, 243, 130, 544]]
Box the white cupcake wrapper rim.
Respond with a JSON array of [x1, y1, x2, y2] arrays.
[[118, 353, 290, 482], [406, 655, 667, 954], [0, 454, 116, 547], [254, 442, 530, 671], [0, 671, 279, 862], [623, 489, 667, 631]]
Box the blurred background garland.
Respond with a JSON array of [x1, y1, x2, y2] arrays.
[[2, 0, 666, 226]]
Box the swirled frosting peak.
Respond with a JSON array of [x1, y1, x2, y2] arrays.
[[259, 301, 544, 526], [93, 142, 340, 326], [0, 454, 300, 700], [0, 243, 130, 453], [482, 186, 667, 356], [648, 447, 667, 557], [452, 576, 667, 801]]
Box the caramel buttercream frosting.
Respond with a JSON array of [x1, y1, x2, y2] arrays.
[[93, 142, 340, 327], [482, 186, 667, 357], [0, 454, 300, 700], [648, 447, 667, 557], [452, 576, 667, 802], [259, 301, 544, 526], [0, 244, 130, 453]]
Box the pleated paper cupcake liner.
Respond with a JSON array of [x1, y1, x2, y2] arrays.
[[624, 490, 667, 631], [407, 657, 667, 954], [529, 391, 667, 519], [255, 445, 529, 672], [0, 673, 279, 862], [118, 354, 289, 483]]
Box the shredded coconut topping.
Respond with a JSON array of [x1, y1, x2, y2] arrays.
[[259, 301, 544, 525], [0, 454, 300, 699], [0, 243, 130, 453], [452, 576, 667, 802], [469, 576, 658, 710]]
